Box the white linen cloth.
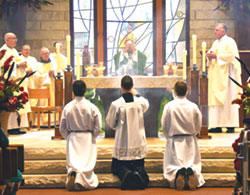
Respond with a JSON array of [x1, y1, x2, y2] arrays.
[[161, 96, 205, 188], [60, 96, 101, 189], [106, 95, 149, 160]]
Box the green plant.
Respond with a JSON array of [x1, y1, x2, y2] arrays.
[[0, 0, 53, 18]]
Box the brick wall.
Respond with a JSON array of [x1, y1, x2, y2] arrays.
[[0, 0, 69, 58], [190, 0, 235, 68]]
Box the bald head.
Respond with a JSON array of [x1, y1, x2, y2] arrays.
[[4, 32, 17, 48], [40, 47, 50, 61]]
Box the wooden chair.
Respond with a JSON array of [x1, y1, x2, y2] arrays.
[[28, 87, 62, 130]]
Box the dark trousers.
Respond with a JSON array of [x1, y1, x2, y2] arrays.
[[111, 158, 149, 186]]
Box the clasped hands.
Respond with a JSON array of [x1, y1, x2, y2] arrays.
[[206, 51, 217, 60]]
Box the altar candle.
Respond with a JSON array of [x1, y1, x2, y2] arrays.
[[56, 43, 61, 73], [183, 50, 187, 80], [192, 34, 197, 65], [66, 35, 71, 66], [76, 51, 80, 80], [202, 41, 207, 73]]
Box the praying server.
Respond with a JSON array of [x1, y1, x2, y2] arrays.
[[106, 75, 149, 190], [59, 80, 101, 191], [161, 81, 205, 190]]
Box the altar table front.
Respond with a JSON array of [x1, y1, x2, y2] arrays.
[[81, 76, 182, 137]]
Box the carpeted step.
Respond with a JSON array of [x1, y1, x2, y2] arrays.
[[23, 146, 235, 160], [21, 173, 235, 188], [23, 159, 235, 174]]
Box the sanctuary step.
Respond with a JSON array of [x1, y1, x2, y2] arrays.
[[8, 130, 239, 188]]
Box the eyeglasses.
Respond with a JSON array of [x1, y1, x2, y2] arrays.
[[8, 38, 17, 40]]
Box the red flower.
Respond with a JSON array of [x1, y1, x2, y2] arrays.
[[7, 80, 12, 86], [9, 97, 17, 105], [3, 56, 14, 73], [20, 92, 28, 104], [22, 92, 28, 97], [0, 82, 4, 90], [19, 86, 24, 91], [0, 49, 6, 60], [232, 99, 242, 104]]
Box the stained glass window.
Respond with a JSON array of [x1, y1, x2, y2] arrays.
[[106, 0, 153, 76], [72, 0, 187, 76], [73, 0, 94, 75], [165, 0, 186, 65]]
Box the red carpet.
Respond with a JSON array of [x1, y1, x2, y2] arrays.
[[18, 187, 234, 195]]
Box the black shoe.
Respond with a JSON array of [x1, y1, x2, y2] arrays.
[[7, 129, 26, 135], [121, 170, 133, 190], [208, 127, 222, 133], [131, 171, 146, 190], [226, 127, 235, 133], [186, 167, 198, 190], [175, 168, 186, 190], [66, 171, 76, 191]]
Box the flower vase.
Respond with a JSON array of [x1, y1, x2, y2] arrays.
[[0, 111, 11, 136]]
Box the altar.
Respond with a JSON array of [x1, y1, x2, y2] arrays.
[[80, 76, 182, 137]]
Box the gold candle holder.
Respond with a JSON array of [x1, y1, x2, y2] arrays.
[[85, 65, 94, 77], [96, 62, 105, 77], [163, 63, 177, 76]]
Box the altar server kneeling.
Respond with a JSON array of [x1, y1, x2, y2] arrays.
[[161, 81, 205, 190], [60, 80, 101, 191], [106, 75, 150, 190]]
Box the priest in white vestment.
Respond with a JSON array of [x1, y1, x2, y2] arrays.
[[20, 44, 38, 90], [20, 44, 39, 106], [0, 33, 30, 134], [106, 75, 149, 190], [36, 47, 57, 126], [161, 81, 205, 190], [60, 80, 101, 191], [207, 23, 242, 133]]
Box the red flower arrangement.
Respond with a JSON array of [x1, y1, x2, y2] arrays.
[[230, 57, 250, 114], [0, 49, 35, 114], [232, 81, 250, 114]]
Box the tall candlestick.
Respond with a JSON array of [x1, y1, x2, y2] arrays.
[[183, 50, 187, 81], [76, 51, 80, 80], [66, 35, 71, 66], [202, 41, 207, 74], [56, 43, 61, 73], [192, 34, 197, 66]]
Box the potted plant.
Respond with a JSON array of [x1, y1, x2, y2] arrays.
[[0, 49, 35, 134]]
